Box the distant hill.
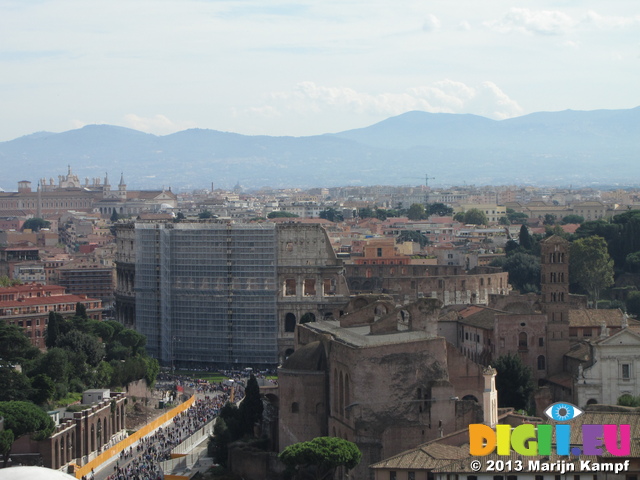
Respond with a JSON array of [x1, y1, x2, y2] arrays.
[[1, 108, 639, 191]]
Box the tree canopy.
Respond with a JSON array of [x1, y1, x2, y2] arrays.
[[0, 401, 55, 466], [494, 354, 534, 411], [426, 202, 453, 217], [279, 436, 362, 480], [407, 203, 426, 221], [22, 218, 51, 232], [570, 236, 614, 308], [463, 208, 488, 226], [397, 231, 429, 248], [319, 208, 344, 222]]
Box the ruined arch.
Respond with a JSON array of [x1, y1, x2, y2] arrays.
[[300, 312, 316, 324]]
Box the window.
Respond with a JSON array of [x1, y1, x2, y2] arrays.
[[408, 472, 416, 480], [537, 355, 546, 370], [303, 279, 316, 296], [538, 337, 544, 347], [583, 328, 592, 337], [518, 332, 528, 348], [390, 472, 397, 480], [622, 364, 631, 380], [291, 402, 299, 413], [284, 279, 296, 296], [377, 248, 383, 257]]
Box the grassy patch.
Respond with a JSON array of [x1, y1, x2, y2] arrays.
[[55, 392, 83, 408]]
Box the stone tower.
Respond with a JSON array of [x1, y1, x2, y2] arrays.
[[118, 172, 127, 200], [540, 235, 570, 376]]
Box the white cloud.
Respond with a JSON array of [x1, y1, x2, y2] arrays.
[[122, 114, 196, 135], [458, 20, 472, 31], [582, 11, 640, 29], [422, 14, 441, 32], [487, 8, 576, 36], [252, 80, 523, 121]]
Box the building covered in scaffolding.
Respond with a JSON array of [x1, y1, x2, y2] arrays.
[[116, 220, 349, 368]]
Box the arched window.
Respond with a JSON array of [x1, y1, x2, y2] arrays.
[[518, 332, 528, 348], [537, 355, 546, 370], [284, 313, 296, 332]]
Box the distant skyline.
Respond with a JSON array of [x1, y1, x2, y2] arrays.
[[1, 0, 639, 142]]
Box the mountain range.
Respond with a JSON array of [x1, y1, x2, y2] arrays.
[[1, 107, 639, 192]]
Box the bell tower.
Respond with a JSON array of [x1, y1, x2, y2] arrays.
[[540, 235, 570, 376]]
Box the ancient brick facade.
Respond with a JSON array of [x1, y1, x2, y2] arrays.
[[345, 264, 510, 305]]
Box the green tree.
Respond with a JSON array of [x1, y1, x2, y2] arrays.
[[45, 312, 62, 348], [279, 436, 362, 480], [397, 231, 428, 248], [239, 374, 264, 436], [0, 401, 55, 467], [494, 354, 534, 411], [562, 214, 584, 225], [56, 330, 105, 367], [198, 210, 213, 219], [0, 276, 21, 287], [518, 225, 533, 251], [624, 252, 640, 273], [75, 302, 88, 319], [426, 202, 453, 217], [22, 218, 51, 232], [110, 210, 119, 222], [0, 321, 39, 363], [502, 252, 540, 293], [498, 216, 510, 226], [143, 357, 160, 388], [453, 212, 465, 222], [507, 209, 528, 224], [463, 208, 488, 226], [374, 209, 387, 221], [0, 367, 33, 402], [319, 208, 344, 223], [626, 291, 640, 317], [543, 214, 556, 225], [267, 211, 298, 219], [407, 204, 426, 221], [358, 207, 374, 219], [30, 374, 55, 405], [570, 236, 615, 308]]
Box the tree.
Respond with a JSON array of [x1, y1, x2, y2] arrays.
[[626, 291, 640, 317], [453, 212, 465, 222], [426, 202, 453, 217], [463, 208, 488, 226], [319, 208, 344, 223], [624, 251, 640, 273], [0, 276, 20, 287], [0, 321, 39, 363], [358, 207, 374, 219], [502, 252, 540, 293], [0, 368, 33, 402], [570, 236, 614, 308], [543, 214, 556, 225], [407, 204, 426, 221], [507, 210, 528, 224], [75, 302, 88, 319], [110, 210, 119, 222], [397, 231, 428, 248], [22, 218, 50, 232], [374, 209, 387, 221], [239, 374, 264, 436], [267, 211, 298, 219], [493, 354, 534, 411], [45, 312, 63, 348], [198, 210, 213, 219], [0, 401, 55, 467], [30, 374, 55, 405], [279, 437, 362, 480], [518, 225, 533, 251], [562, 214, 584, 225]]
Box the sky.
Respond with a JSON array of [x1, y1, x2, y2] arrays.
[[1, 0, 639, 142]]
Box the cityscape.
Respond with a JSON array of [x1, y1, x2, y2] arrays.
[[1, 167, 640, 479], [2, 0, 640, 478]]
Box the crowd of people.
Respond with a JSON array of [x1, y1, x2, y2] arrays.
[[93, 372, 247, 480]]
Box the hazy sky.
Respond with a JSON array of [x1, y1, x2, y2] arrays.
[[1, 0, 638, 141]]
